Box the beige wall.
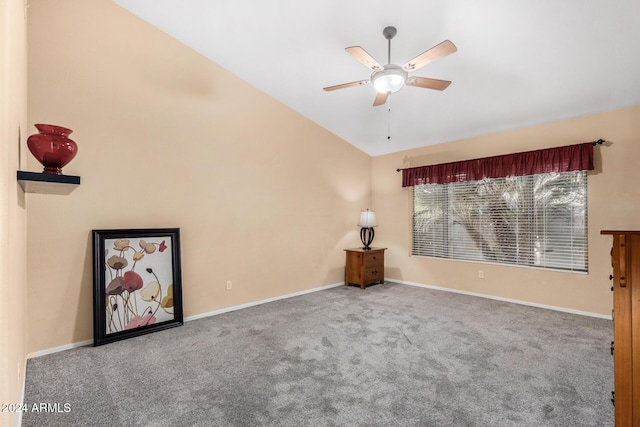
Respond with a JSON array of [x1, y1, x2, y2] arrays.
[[26, 0, 371, 354], [373, 106, 640, 316], [0, 0, 28, 425]]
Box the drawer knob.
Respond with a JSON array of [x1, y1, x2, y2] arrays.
[[609, 274, 614, 280]]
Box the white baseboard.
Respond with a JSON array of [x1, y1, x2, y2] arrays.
[[391, 278, 612, 320], [15, 360, 26, 427], [28, 281, 345, 359], [184, 281, 344, 322], [28, 339, 93, 359]]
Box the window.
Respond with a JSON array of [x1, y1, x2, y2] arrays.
[[412, 170, 587, 272]]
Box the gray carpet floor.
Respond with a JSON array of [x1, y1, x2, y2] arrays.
[[23, 282, 613, 426]]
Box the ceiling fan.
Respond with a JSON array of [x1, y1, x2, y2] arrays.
[[323, 27, 457, 107]]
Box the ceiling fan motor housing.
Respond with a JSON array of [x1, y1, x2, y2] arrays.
[[371, 64, 408, 94]]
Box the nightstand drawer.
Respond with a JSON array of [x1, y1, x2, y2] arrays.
[[364, 252, 383, 267], [364, 266, 383, 282]]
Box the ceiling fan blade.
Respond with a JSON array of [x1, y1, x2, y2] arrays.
[[406, 76, 452, 91], [402, 40, 457, 72], [373, 92, 388, 107], [323, 80, 370, 92], [345, 46, 383, 71]]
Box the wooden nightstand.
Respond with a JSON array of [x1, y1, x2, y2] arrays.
[[344, 247, 386, 289]]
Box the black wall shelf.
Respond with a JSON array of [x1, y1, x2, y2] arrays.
[[17, 171, 80, 195]]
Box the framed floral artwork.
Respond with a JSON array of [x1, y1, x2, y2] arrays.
[[92, 228, 183, 346]]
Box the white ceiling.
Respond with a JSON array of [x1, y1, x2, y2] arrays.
[[115, 0, 640, 156]]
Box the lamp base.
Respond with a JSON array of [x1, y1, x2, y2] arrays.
[[360, 227, 375, 250]]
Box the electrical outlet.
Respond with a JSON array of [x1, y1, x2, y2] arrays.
[[226, 280, 232, 290], [478, 270, 484, 279]]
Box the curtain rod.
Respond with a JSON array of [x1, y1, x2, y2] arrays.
[[395, 139, 605, 172]]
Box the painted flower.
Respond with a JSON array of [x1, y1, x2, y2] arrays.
[[120, 271, 143, 292], [113, 239, 130, 251], [139, 240, 156, 254], [107, 255, 128, 270], [160, 284, 174, 308], [105, 278, 124, 295], [140, 281, 161, 302], [133, 252, 145, 261], [124, 313, 156, 330], [159, 240, 167, 252]]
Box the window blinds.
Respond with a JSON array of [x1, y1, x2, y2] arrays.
[[412, 171, 588, 272]]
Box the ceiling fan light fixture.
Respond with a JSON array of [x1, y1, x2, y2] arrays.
[[372, 65, 407, 94]]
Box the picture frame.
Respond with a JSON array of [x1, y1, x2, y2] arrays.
[[92, 228, 183, 346]]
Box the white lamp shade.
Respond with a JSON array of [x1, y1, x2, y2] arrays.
[[358, 209, 378, 227], [371, 65, 407, 94]]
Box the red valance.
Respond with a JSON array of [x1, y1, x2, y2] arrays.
[[402, 142, 594, 187]]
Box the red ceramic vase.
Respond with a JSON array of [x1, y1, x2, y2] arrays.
[[27, 124, 78, 175]]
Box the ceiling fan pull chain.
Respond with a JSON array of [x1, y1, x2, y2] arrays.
[[387, 94, 392, 140]]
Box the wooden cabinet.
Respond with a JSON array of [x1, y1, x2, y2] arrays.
[[601, 230, 640, 426], [344, 247, 386, 289]]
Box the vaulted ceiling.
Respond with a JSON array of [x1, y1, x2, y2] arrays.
[[115, 0, 640, 156]]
